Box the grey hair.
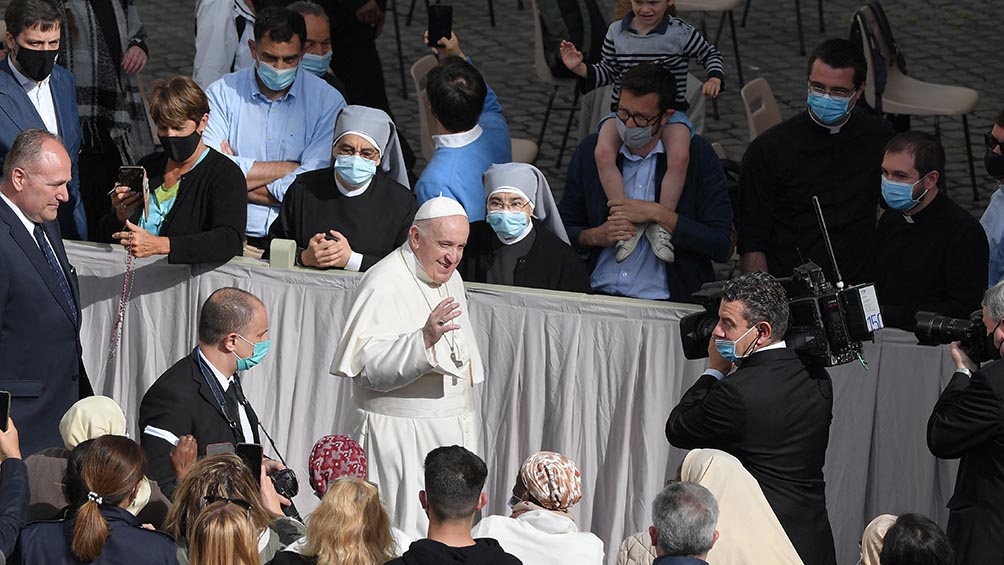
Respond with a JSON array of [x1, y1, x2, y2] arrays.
[[652, 482, 718, 557], [287, 0, 329, 22], [2, 128, 62, 178], [197, 288, 261, 345], [983, 281, 1004, 322], [721, 272, 789, 340]]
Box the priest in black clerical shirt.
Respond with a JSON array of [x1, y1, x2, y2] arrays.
[[873, 131, 988, 331], [459, 163, 591, 293], [267, 105, 417, 271]]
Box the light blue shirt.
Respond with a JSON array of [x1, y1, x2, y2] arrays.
[[203, 66, 345, 237], [981, 184, 1004, 286], [589, 142, 670, 299]]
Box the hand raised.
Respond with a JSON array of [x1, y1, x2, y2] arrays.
[[423, 297, 461, 349]]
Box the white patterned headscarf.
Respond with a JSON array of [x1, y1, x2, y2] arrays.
[[518, 451, 582, 512]]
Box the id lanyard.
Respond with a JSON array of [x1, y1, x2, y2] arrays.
[[193, 347, 243, 441]]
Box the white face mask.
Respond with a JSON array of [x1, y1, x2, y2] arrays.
[[615, 118, 659, 150]]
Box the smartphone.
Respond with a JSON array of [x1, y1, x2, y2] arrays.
[[206, 442, 235, 456], [0, 391, 9, 433], [324, 233, 340, 242], [236, 442, 264, 481], [117, 166, 145, 192], [427, 5, 453, 48]]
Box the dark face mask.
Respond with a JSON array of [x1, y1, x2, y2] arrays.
[[14, 44, 58, 82], [158, 130, 202, 162], [986, 148, 1004, 180]]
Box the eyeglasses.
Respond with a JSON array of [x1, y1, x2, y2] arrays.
[[807, 81, 857, 100], [203, 495, 254, 516], [335, 144, 379, 161], [614, 108, 662, 128], [986, 132, 1004, 152], [487, 198, 530, 212]]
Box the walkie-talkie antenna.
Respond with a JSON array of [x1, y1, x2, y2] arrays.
[[811, 196, 844, 290]]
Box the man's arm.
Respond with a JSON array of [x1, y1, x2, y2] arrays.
[[0, 421, 26, 559], [928, 368, 1003, 459], [666, 374, 745, 449], [138, 383, 193, 499], [736, 137, 775, 273]]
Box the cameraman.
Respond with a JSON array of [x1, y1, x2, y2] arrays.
[[666, 272, 835, 565], [927, 280, 1004, 565]]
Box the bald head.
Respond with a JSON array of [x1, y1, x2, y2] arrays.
[[198, 287, 265, 346], [1, 129, 71, 223]]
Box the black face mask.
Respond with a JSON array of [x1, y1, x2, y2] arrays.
[[986, 149, 1004, 180], [14, 44, 57, 82], [158, 130, 202, 162]]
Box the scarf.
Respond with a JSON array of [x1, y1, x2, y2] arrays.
[[58, 0, 153, 162]]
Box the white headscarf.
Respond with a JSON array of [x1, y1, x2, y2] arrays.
[[482, 163, 568, 243], [334, 105, 410, 189]]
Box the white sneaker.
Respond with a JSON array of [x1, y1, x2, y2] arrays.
[[645, 224, 675, 263], [615, 224, 644, 262]]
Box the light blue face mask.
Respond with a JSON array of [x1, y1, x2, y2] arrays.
[[881, 174, 928, 211], [806, 90, 852, 125], [256, 60, 297, 91], [300, 50, 332, 77], [714, 324, 760, 363], [334, 154, 378, 187], [486, 210, 530, 240], [234, 334, 271, 371]]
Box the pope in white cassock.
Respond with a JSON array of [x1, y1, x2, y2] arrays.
[[331, 195, 485, 540]]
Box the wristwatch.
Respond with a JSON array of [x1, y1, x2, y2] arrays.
[[956, 367, 973, 378]]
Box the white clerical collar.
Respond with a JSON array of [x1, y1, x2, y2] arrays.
[[433, 124, 484, 149], [0, 191, 38, 240], [808, 109, 849, 134], [7, 56, 48, 90], [334, 173, 372, 197], [495, 221, 534, 245]]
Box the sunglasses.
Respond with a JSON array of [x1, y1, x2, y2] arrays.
[[986, 132, 1004, 152]]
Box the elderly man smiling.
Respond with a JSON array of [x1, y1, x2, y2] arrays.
[[331, 195, 485, 540]]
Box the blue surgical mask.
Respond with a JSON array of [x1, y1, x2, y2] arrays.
[[301, 50, 332, 77], [806, 90, 852, 125], [334, 155, 378, 187], [486, 210, 530, 241], [234, 334, 271, 371], [256, 60, 297, 91], [714, 324, 760, 363], [881, 175, 928, 211]]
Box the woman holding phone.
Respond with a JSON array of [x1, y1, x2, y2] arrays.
[[99, 75, 246, 264]]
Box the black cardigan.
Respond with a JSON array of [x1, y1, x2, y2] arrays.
[[98, 148, 247, 264], [459, 219, 592, 293]]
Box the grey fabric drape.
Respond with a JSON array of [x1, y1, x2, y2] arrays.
[[68, 242, 958, 565]]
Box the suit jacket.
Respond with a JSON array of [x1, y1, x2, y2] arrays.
[[0, 458, 28, 560], [927, 361, 1004, 565], [139, 349, 261, 499], [0, 199, 86, 457], [666, 348, 835, 565], [558, 133, 733, 302], [0, 61, 86, 241]]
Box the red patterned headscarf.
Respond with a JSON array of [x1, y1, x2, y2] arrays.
[[308, 435, 367, 498]]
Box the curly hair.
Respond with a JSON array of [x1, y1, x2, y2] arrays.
[[721, 272, 789, 340]]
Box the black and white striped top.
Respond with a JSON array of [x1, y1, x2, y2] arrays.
[[584, 13, 726, 111]]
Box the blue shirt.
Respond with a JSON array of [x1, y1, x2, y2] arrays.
[[203, 66, 345, 237], [981, 185, 1004, 286], [590, 142, 671, 299], [415, 64, 512, 221]]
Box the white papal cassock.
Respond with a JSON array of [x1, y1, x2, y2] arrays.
[[331, 242, 485, 540]]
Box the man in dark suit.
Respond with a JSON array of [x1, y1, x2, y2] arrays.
[[0, 129, 88, 458], [928, 280, 1004, 565], [666, 272, 835, 565], [139, 287, 270, 499], [1, 0, 86, 240], [558, 64, 733, 302]]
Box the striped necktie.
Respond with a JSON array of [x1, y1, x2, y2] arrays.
[[33, 223, 77, 325]]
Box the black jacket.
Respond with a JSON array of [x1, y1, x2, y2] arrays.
[[928, 360, 1004, 565], [138, 349, 261, 499], [666, 348, 835, 565], [98, 148, 247, 265], [459, 220, 591, 293], [12, 505, 177, 564], [386, 538, 522, 565], [0, 459, 28, 560]]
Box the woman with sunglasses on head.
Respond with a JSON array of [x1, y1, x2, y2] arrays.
[[188, 501, 261, 565], [14, 435, 178, 564], [165, 453, 303, 565]]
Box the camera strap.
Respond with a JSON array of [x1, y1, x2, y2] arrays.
[[193, 347, 243, 441]]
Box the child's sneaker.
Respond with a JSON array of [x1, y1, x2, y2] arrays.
[[615, 224, 644, 262], [645, 224, 675, 263]]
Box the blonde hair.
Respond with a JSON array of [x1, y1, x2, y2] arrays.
[[148, 75, 210, 129], [304, 477, 397, 565], [189, 501, 261, 565], [165, 453, 273, 543]]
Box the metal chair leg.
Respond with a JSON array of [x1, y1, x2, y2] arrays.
[[741, 0, 751, 27], [555, 89, 580, 169], [517, 0, 525, 9], [963, 114, 979, 201], [537, 86, 559, 151], [488, 0, 496, 27], [728, 10, 744, 87], [817, 0, 825, 32], [794, 0, 805, 56], [391, 0, 408, 98]]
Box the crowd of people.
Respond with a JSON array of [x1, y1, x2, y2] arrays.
[[0, 0, 1002, 563]]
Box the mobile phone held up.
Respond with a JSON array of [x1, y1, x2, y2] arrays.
[[236, 442, 264, 481], [427, 5, 453, 48], [0, 391, 9, 432], [117, 166, 145, 192]]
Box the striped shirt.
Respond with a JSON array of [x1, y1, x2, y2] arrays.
[[585, 13, 726, 111]]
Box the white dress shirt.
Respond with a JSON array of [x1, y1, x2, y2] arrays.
[[8, 57, 59, 135], [198, 348, 256, 443]]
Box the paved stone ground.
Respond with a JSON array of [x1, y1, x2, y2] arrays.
[[130, 0, 1003, 215]]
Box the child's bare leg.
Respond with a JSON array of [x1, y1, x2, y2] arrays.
[[645, 122, 691, 263], [596, 118, 643, 262]]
